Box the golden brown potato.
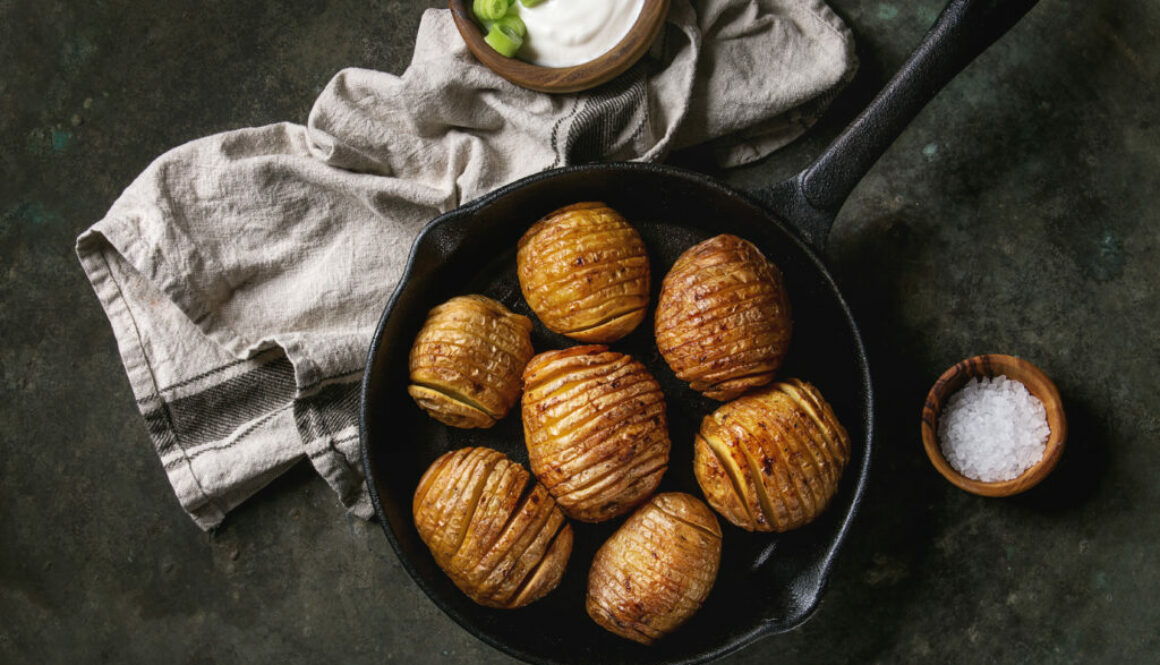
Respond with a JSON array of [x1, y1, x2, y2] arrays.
[[654, 234, 792, 401], [517, 202, 650, 343], [413, 447, 573, 609], [586, 493, 722, 645], [522, 345, 670, 522], [408, 295, 534, 428], [694, 379, 850, 532]]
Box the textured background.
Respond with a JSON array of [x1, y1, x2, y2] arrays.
[[2, 0, 1157, 663]]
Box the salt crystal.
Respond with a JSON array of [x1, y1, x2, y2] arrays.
[[937, 374, 1050, 482]]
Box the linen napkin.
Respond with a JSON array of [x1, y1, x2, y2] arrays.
[[76, 0, 855, 531]]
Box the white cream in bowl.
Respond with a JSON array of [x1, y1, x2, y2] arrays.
[[518, 0, 646, 68]]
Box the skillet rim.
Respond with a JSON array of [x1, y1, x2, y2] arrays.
[[359, 161, 874, 665]]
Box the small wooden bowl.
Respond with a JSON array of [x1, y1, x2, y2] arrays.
[[921, 354, 1067, 497], [448, 0, 670, 93]]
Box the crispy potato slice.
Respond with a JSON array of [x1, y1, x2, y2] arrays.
[[586, 493, 722, 645], [693, 379, 851, 532], [654, 234, 792, 401], [522, 345, 670, 522], [517, 202, 650, 343], [413, 447, 572, 608], [408, 295, 534, 428]]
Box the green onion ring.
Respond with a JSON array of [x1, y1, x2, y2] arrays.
[[493, 13, 526, 39], [484, 23, 524, 58], [473, 0, 509, 22]]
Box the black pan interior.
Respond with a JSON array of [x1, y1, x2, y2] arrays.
[[360, 163, 872, 665]]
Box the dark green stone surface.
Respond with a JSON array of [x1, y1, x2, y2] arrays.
[[2, 0, 1157, 663]]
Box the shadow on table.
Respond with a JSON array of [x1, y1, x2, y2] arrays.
[[1012, 397, 1110, 513]]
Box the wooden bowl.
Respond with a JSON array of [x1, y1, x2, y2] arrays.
[[448, 0, 670, 93], [921, 354, 1067, 497]]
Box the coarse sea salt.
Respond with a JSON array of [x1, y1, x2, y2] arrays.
[[937, 374, 1050, 482]]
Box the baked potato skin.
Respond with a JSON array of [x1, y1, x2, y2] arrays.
[[694, 379, 851, 532], [654, 234, 792, 401], [408, 295, 534, 428], [586, 493, 722, 645], [522, 345, 670, 522], [413, 447, 573, 609], [517, 202, 650, 343]]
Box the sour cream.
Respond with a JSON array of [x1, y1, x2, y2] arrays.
[[518, 0, 646, 68]]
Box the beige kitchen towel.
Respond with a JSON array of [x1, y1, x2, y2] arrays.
[[75, 1, 855, 530]]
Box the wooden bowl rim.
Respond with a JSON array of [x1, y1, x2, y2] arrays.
[[448, 0, 671, 94], [920, 353, 1067, 497]]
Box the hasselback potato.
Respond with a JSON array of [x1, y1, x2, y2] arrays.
[[517, 202, 650, 343], [413, 447, 573, 609], [522, 345, 669, 522], [655, 234, 792, 401], [408, 295, 534, 428], [586, 493, 722, 645], [694, 379, 850, 532]]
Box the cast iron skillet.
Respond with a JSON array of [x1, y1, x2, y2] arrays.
[[360, 1, 1038, 663]]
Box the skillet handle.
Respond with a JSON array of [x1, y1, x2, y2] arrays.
[[757, 0, 1040, 251]]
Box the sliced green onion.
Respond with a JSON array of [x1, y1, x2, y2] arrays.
[[473, 0, 509, 22], [520, 0, 546, 7], [493, 13, 526, 39], [484, 23, 524, 58]]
